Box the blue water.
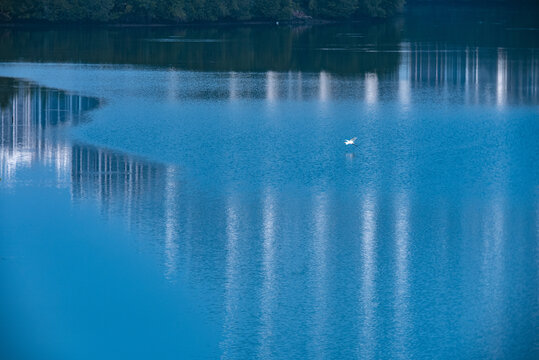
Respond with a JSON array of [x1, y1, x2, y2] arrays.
[[1, 10, 539, 360]]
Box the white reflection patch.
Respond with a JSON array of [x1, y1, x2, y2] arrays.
[[399, 79, 410, 107], [0, 90, 72, 185], [475, 47, 480, 85], [55, 144, 71, 185], [480, 196, 505, 357], [319, 71, 330, 102], [222, 195, 241, 358], [310, 192, 329, 359], [365, 73, 378, 105], [164, 166, 179, 281], [496, 49, 507, 107], [393, 191, 411, 359], [229, 71, 238, 100], [399, 43, 411, 106], [297, 72, 303, 100], [166, 69, 179, 102], [358, 190, 377, 359], [266, 71, 277, 102], [258, 187, 277, 358]]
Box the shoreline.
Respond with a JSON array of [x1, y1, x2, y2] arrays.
[[0, 17, 376, 28]]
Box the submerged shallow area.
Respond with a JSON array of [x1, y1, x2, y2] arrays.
[[1, 5, 538, 359]]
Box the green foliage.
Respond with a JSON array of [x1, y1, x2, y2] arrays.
[[310, 0, 359, 18], [0, 0, 407, 22], [252, 0, 293, 20], [357, 0, 405, 18], [2, 0, 44, 21], [45, 0, 116, 21]]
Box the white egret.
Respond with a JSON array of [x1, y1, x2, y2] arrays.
[[344, 137, 358, 146]]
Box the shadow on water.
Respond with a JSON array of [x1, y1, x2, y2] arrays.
[[0, 22, 404, 75]]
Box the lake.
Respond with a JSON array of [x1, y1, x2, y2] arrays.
[[1, 4, 538, 359]]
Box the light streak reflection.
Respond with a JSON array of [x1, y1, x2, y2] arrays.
[[365, 73, 378, 105], [310, 191, 329, 359], [266, 71, 277, 103], [399, 43, 411, 106], [358, 190, 378, 360], [229, 71, 238, 100], [258, 187, 277, 358], [319, 71, 330, 102], [480, 196, 506, 358], [164, 165, 179, 281], [392, 191, 411, 359], [496, 48, 507, 107], [222, 194, 241, 359]]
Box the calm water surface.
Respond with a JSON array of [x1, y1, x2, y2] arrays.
[[1, 5, 538, 359]]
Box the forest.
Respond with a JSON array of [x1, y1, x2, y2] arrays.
[[0, 0, 406, 23], [0, 0, 534, 23]]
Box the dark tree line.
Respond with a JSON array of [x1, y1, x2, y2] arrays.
[[2, 0, 533, 23], [0, 0, 406, 22], [0, 22, 403, 74]]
